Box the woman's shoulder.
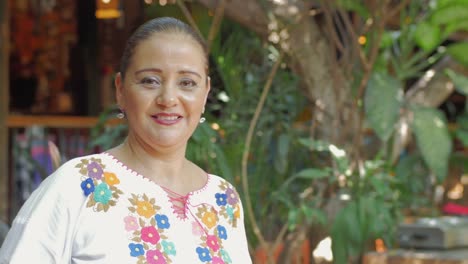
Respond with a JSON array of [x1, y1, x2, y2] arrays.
[[205, 174, 243, 206], [40, 153, 112, 198], [206, 174, 238, 191], [35, 152, 125, 211]]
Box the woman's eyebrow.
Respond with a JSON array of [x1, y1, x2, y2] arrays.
[[134, 68, 163, 75], [179, 70, 202, 79], [134, 68, 202, 79]]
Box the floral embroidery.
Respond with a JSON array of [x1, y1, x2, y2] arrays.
[[155, 214, 170, 229], [215, 181, 241, 228], [206, 235, 220, 252], [190, 179, 242, 263], [81, 178, 95, 196], [94, 183, 112, 204], [220, 249, 232, 263], [126, 193, 176, 263], [146, 249, 166, 264], [136, 200, 156, 218], [212, 256, 225, 264], [215, 193, 227, 206], [87, 161, 103, 179], [141, 226, 160, 244], [194, 205, 231, 263], [76, 158, 123, 212], [129, 243, 145, 257], [104, 172, 120, 185], [192, 221, 204, 236], [201, 209, 218, 229], [225, 188, 239, 205], [124, 216, 139, 232], [196, 247, 211, 262], [161, 241, 176, 256], [217, 225, 227, 240]]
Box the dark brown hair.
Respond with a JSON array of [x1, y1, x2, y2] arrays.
[[119, 17, 208, 80]]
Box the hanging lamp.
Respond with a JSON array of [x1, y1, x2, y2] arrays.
[[95, 0, 121, 19]]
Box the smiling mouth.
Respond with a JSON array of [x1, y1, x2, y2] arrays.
[[152, 114, 183, 125], [155, 115, 180, 121]]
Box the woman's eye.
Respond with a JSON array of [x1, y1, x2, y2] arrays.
[[140, 77, 161, 86], [179, 79, 197, 89]]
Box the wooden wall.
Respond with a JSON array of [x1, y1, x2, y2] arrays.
[[0, 0, 10, 223]]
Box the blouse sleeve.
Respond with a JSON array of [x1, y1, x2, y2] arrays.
[[0, 161, 83, 263], [234, 191, 253, 263]]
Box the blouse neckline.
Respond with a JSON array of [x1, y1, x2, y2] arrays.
[[102, 151, 211, 195]]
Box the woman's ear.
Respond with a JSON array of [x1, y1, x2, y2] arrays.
[[204, 76, 211, 104], [115, 72, 124, 107]]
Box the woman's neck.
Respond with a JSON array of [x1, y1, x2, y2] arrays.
[[115, 137, 188, 187]]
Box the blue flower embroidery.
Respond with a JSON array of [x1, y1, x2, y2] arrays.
[[155, 214, 170, 229], [196, 247, 211, 262], [128, 243, 145, 257], [80, 178, 95, 196], [217, 225, 228, 240], [215, 193, 227, 206]]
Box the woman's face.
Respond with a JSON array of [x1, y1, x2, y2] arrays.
[[115, 32, 210, 151]]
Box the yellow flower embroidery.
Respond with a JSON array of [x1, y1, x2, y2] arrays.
[[104, 172, 120, 186], [234, 204, 240, 219], [136, 200, 156, 218], [202, 210, 218, 229]]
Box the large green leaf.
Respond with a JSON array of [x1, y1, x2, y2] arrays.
[[445, 69, 468, 95], [298, 138, 329, 151], [447, 42, 468, 67], [335, 0, 370, 18], [457, 130, 468, 147], [455, 114, 468, 147], [444, 20, 468, 35], [411, 107, 452, 182], [365, 73, 403, 141], [414, 22, 441, 52], [431, 4, 468, 25], [295, 168, 330, 180], [331, 201, 363, 262], [437, 0, 468, 8]]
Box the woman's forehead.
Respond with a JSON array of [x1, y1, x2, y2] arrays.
[[142, 32, 204, 54], [131, 33, 207, 68]]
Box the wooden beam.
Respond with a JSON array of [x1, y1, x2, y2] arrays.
[[0, 0, 10, 223], [6, 115, 122, 128]]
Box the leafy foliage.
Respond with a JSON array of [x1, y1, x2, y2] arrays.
[[364, 73, 403, 141], [411, 107, 453, 182]]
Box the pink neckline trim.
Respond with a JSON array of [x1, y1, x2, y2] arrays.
[[102, 151, 211, 197]]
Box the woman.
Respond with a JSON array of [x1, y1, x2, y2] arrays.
[[0, 17, 252, 263]]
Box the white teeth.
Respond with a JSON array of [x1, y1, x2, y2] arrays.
[[158, 116, 178, 121]]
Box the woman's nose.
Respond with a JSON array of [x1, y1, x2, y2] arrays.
[[156, 87, 177, 107]]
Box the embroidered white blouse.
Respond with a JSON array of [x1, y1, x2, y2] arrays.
[[0, 153, 252, 264]]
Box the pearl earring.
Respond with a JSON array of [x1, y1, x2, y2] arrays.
[[117, 109, 125, 119], [199, 107, 206, 123]]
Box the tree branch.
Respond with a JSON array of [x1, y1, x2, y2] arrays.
[[196, 0, 269, 37], [241, 51, 284, 263], [206, 0, 227, 52]]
